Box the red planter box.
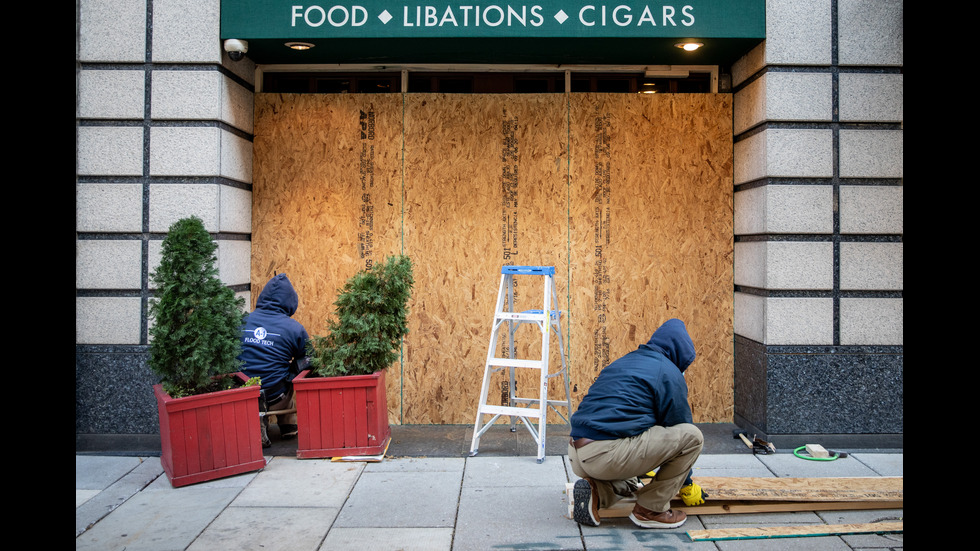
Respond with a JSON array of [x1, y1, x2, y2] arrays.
[[293, 369, 392, 459], [154, 372, 266, 487]]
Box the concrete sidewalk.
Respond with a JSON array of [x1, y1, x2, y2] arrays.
[[76, 428, 903, 550]]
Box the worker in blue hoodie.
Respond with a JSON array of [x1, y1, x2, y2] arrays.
[[240, 273, 310, 448], [568, 318, 705, 529]]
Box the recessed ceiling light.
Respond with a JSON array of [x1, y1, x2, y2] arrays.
[[286, 42, 315, 50], [675, 42, 703, 52]]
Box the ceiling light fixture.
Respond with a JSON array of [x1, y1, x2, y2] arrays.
[[675, 42, 703, 52], [286, 42, 315, 50]]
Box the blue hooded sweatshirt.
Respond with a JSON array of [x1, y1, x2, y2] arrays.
[[239, 274, 310, 396], [570, 319, 696, 441]]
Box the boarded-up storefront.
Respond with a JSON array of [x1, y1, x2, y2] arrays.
[[252, 93, 733, 425]]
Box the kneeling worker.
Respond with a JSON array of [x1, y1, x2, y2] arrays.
[[240, 273, 310, 447], [569, 318, 706, 529]]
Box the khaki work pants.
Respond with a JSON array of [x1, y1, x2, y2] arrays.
[[267, 388, 296, 426], [567, 423, 703, 513]]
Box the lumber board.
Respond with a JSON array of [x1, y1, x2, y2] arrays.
[[692, 476, 903, 502], [565, 94, 734, 425], [252, 92, 735, 425], [592, 498, 904, 518], [565, 477, 903, 518], [686, 521, 903, 542]]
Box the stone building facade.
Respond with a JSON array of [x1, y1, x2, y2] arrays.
[[76, 0, 902, 451]]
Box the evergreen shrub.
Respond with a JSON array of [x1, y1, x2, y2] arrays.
[[308, 255, 414, 378], [149, 216, 246, 397]]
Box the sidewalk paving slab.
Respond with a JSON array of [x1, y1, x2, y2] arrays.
[[454, 456, 580, 550], [581, 522, 712, 551], [756, 453, 886, 478], [232, 456, 362, 508], [323, 527, 455, 551], [187, 505, 335, 551], [76, 455, 145, 491], [850, 453, 904, 476], [75, 456, 166, 537], [77, 428, 902, 551], [335, 469, 463, 528], [75, 481, 245, 551]]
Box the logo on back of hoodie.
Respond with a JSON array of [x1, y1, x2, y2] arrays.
[[244, 326, 277, 346]]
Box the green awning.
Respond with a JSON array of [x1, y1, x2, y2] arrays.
[[221, 0, 765, 65]]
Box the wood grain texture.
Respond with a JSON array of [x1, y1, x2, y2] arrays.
[[252, 93, 733, 424], [687, 522, 903, 542], [566, 94, 734, 423], [693, 476, 904, 501]]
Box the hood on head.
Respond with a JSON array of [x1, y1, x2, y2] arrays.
[[256, 273, 299, 316], [645, 318, 696, 372]]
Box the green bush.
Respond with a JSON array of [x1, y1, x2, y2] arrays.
[[149, 217, 246, 397], [308, 255, 414, 377]]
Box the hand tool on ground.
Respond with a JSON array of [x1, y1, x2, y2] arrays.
[[732, 430, 775, 454]]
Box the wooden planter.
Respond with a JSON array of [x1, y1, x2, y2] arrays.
[[293, 369, 392, 459], [154, 372, 266, 487]]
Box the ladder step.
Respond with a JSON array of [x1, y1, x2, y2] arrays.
[[496, 311, 548, 322], [487, 358, 545, 369], [471, 265, 572, 463], [478, 404, 542, 418], [501, 266, 555, 276], [512, 397, 573, 408]]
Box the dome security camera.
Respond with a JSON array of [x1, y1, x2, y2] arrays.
[[224, 39, 248, 61]]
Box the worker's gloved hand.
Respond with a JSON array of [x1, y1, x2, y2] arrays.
[[679, 482, 707, 506]]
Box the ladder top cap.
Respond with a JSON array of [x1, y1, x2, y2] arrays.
[[501, 266, 555, 276]]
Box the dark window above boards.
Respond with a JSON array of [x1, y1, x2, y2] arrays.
[[261, 72, 714, 94]]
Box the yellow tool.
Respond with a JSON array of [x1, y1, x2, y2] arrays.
[[646, 469, 709, 506], [679, 482, 706, 506]]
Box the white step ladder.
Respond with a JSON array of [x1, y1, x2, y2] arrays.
[[469, 266, 572, 463]]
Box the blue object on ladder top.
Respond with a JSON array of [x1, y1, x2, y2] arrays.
[[501, 266, 555, 276]]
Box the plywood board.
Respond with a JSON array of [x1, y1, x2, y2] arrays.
[[566, 94, 734, 422], [401, 94, 569, 424], [252, 92, 734, 425], [251, 94, 405, 418], [693, 476, 904, 501], [566, 477, 903, 518], [579, 496, 904, 518], [687, 522, 903, 542]]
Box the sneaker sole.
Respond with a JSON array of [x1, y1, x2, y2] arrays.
[[628, 513, 686, 529], [572, 478, 600, 527]]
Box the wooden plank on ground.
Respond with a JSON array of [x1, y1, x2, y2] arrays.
[[687, 521, 903, 542], [591, 498, 905, 518], [565, 477, 903, 518], [693, 476, 903, 502]]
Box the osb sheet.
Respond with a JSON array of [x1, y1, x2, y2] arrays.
[[252, 92, 733, 425], [567, 94, 734, 423], [251, 94, 405, 416], [402, 94, 570, 424]]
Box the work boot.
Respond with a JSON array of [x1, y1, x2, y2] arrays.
[[260, 419, 271, 448], [258, 392, 271, 448], [572, 477, 601, 527], [629, 504, 686, 529]]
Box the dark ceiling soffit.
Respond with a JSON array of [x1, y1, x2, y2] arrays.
[[238, 37, 763, 66]]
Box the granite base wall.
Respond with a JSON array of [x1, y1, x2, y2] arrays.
[[734, 335, 903, 449], [75, 345, 161, 453]]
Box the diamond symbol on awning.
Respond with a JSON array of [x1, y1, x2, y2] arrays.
[[379, 9, 392, 24], [554, 10, 568, 24]]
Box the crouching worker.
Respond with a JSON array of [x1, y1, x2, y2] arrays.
[[569, 318, 705, 529], [240, 273, 310, 448]]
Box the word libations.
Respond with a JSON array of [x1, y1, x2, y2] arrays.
[[290, 3, 696, 29]]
